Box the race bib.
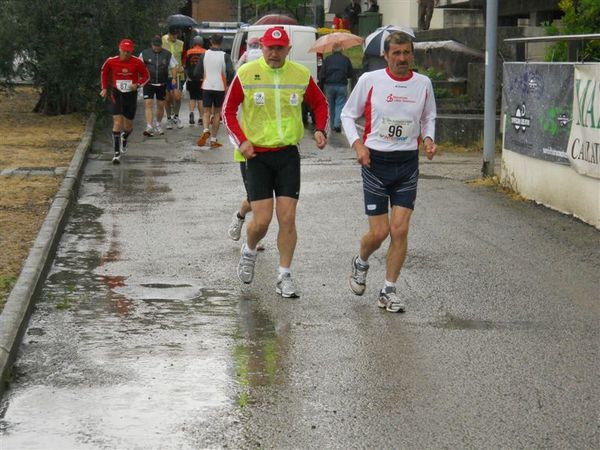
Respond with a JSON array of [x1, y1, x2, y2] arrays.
[[254, 92, 265, 106], [116, 79, 133, 93], [378, 117, 415, 143]]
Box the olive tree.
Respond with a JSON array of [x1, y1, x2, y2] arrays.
[[0, 0, 185, 114]]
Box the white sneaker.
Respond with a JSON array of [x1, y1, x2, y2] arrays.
[[349, 256, 369, 296], [378, 286, 405, 313], [143, 124, 154, 137], [154, 124, 164, 135], [228, 212, 244, 241], [276, 273, 298, 298], [237, 245, 257, 284], [112, 152, 121, 165], [166, 117, 173, 130], [175, 116, 183, 129]]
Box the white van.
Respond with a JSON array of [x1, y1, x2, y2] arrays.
[[231, 24, 320, 80]]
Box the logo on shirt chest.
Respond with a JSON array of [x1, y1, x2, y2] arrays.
[[385, 92, 415, 104]]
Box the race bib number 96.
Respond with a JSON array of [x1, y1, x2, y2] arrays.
[[117, 79, 133, 93], [378, 117, 414, 143]]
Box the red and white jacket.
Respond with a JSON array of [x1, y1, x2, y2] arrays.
[[341, 68, 436, 152]]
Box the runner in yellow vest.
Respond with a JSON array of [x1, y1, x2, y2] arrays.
[[222, 27, 329, 298], [162, 26, 185, 129]]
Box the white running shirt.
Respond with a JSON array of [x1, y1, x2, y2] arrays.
[[202, 49, 228, 91], [341, 68, 436, 152]]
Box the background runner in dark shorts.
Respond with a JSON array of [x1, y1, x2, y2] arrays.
[[202, 89, 225, 108]]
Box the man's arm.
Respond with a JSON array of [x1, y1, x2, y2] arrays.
[[136, 57, 150, 87], [193, 53, 205, 82], [224, 53, 235, 85], [100, 58, 111, 94], [304, 77, 329, 148], [420, 79, 437, 160], [340, 76, 371, 166], [222, 75, 247, 147]]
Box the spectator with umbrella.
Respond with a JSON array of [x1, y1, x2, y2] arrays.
[[309, 33, 362, 132]]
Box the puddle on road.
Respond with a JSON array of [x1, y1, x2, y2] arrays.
[[0, 160, 295, 448], [231, 296, 289, 408], [430, 312, 536, 331]]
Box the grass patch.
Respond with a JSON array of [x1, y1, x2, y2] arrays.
[[0, 86, 86, 312], [467, 176, 529, 202]]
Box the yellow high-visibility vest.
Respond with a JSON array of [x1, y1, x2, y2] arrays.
[[237, 57, 310, 148]]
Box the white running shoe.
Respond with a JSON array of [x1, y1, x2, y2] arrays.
[[228, 212, 244, 241], [166, 117, 173, 130], [143, 124, 154, 137], [112, 152, 121, 165], [154, 123, 164, 135], [175, 116, 183, 129], [276, 273, 298, 298], [237, 246, 257, 284], [349, 256, 369, 295], [378, 286, 405, 313]]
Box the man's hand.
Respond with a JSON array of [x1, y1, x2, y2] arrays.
[[424, 137, 437, 160], [131, 83, 138, 91], [100, 88, 107, 98], [314, 130, 327, 149], [353, 140, 370, 167], [240, 140, 256, 160]]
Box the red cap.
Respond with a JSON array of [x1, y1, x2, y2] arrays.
[[261, 27, 289, 47], [119, 39, 134, 52]]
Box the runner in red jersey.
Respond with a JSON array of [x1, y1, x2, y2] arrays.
[[100, 38, 149, 164]]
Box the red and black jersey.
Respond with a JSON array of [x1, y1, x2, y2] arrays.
[[101, 55, 149, 91]]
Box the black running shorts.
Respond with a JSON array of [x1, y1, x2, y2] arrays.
[[186, 80, 202, 100], [361, 149, 419, 215], [246, 146, 300, 202], [240, 162, 249, 201], [111, 90, 137, 120], [143, 84, 166, 101], [202, 89, 225, 108]]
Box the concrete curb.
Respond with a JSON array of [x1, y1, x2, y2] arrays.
[[0, 113, 96, 395]]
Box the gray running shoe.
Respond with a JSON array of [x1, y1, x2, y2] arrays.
[[378, 286, 405, 313], [349, 255, 369, 295], [237, 246, 257, 284], [166, 117, 173, 130], [112, 152, 121, 165], [276, 273, 298, 298], [228, 212, 244, 241]]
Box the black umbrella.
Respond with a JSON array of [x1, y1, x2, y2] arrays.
[[364, 25, 415, 56], [167, 14, 198, 28]]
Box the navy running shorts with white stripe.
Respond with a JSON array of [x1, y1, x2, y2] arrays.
[[361, 149, 419, 216]]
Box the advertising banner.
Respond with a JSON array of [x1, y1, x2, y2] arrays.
[[567, 65, 600, 179], [503, 63, 573, 164]]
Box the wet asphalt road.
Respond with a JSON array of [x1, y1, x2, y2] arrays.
[[1, 101, 599, 449]]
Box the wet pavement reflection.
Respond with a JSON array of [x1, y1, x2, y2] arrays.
[[0, 118, 290, 449], [1, 112, 598, 448]]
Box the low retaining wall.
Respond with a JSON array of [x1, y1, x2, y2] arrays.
[[0, 114, 96, 395]]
